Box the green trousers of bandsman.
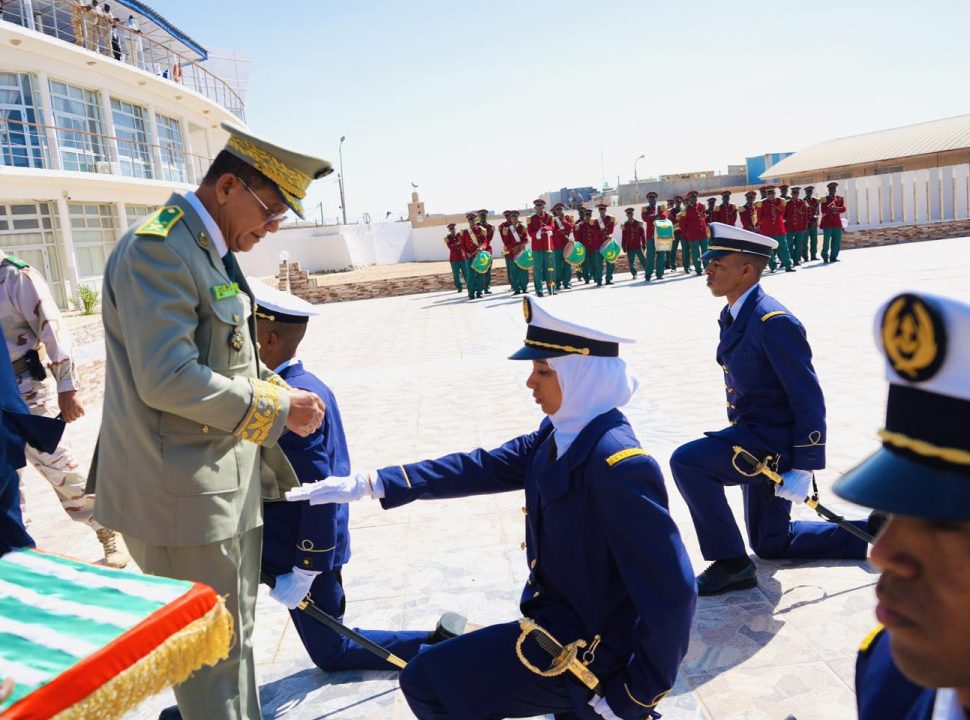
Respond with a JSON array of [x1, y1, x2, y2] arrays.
[[768, 234, 794, 271], [450, 260, 466, 292], [580, 253, 594, 284], [626, 248, 647, 279], [506, 257, 529, 294], [787, 231, 808, 262], [684, 240, 709, 274], [668, 233, 681, 270], [808, 223, 819, 259], [465, 261, 483, 299], [822, 227, 843, 262], [552, 248, 567, 289], [533, 250, 556, 296]]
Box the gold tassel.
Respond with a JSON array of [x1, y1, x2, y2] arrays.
[[52, 598, 233, 720]]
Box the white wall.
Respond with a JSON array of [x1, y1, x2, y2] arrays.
[[844, 162, 970, 230]]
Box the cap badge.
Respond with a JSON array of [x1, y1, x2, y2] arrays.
[[522, 297, 532, 324], [881, 294, 946, 381]]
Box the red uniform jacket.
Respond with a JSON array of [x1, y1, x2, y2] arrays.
[[641, 206, 658, 240], [713, 203, 738, 226], [739, 203, 758, 231], [550, 215, 574, 250], [445, 232, 464, 262], [621, 219, 646, 251], [819, 195, 846, 229], [574, 219, 592, 249], [479, 222, 495, 252], [756, 198, 787, 236], [784, 199, 809, 233], [589, 215, 616, 251], [805, 197, 820, 227], [460, 226, 483, 256], [528, 212, 554, 252], [500, 221, 529, 256], [678, 203, 709, 242]]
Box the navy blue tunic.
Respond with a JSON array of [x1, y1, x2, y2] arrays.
[[856, 627, 936, 720], [379, 409, 696, 719], [671, 285, 868, 561], [261, 361, 429, 671]]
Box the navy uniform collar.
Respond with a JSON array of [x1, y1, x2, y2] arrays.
[[537, 409, 625, 502]]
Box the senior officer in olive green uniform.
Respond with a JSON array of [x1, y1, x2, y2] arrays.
[[89, 123, 329, 720]]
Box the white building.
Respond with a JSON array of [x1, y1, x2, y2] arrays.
[[0, 0, 247, 307]]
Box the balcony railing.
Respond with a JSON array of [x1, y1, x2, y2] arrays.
[[0, 116, 212, 184], [2, 0, 245, 120]]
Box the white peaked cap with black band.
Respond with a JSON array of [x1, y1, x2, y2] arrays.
[[834, 291, 970, 520], [509, 297, 634, 360], [247, 276, 319, 324], [702, 222, 778, 262]]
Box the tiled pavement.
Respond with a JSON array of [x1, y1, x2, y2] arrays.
[[19, 238, 969, 719]]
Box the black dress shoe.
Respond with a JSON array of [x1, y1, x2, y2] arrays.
[[696, 559, 757, 596], [484, 289, 492, 294], [429, 612, 467, 644], [868, 510, 890, 537], [785, 267, 796, 272], [811, 254, 818, 260], [159, 706, 182, 720]]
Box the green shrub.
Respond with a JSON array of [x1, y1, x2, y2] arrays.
[[74, 285, 100, 315]]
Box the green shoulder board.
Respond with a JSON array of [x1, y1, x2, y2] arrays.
[[2, 256, 29, 269], [135, 206, 185, 238]]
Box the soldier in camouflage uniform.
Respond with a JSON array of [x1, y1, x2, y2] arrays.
[[0, 249, 129, 568]]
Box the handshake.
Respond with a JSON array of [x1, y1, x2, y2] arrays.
[[286, 471, 383, 504]]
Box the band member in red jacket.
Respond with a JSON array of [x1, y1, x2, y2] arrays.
[[528, 199, 555, 296], [713, 191, 738, 226], [678, 190, 710, 275], [705, 196, 718, 228], [477, 209, 495, 294], [621, 207, 647, 280], [500, 210, 530, 295], [756, 186, 794, 272], [667, 195, 684, 271], [461, 212, 486, 299], [550, 203, 574, 291], [590, 203, 617, 285], [819, 181, 847, 263], [445, 222, 466, 293], [641, 191, 660, 281], [804, 186, 820, 261], [573, 207, 595, 284], [739, 191, 759, 231], [783, 187, 810, 265]]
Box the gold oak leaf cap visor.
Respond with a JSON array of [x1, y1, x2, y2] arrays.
[[834, 292, 970, 520], [510, 296, 635, 360], [221, 122, 332, 220]]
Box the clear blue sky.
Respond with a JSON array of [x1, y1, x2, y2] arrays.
[[163, 0, 969, 221]]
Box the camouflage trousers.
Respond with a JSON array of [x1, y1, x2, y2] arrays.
[[15, 373, 101, 530]]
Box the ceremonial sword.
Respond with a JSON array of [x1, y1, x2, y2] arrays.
[[260, 572, 407, 669], [730, 445, 875, 544], [515, 618, 602, 694]]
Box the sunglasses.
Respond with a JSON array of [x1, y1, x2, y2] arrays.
[[236, 176, 289, 224]]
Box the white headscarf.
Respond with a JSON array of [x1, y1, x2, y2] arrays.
[[546, 354, 639, 458]]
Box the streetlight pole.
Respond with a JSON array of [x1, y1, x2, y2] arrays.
[[634, 154, 645, 205], [338, 135, 347, 225]]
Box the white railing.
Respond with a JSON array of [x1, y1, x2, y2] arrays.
[[844, 163, 970, 230]]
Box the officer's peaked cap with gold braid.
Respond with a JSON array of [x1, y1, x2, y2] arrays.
[[221, 122, 332, 220], [247, 276, 319, 324], [834, 292, 970, 520], [510, 297, 634, 360]]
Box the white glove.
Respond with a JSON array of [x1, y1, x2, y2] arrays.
[[269, 566, 319, 609], [775, 469, 813, 503], [588, 695, 622, 720], [285, 472, 383, 505]]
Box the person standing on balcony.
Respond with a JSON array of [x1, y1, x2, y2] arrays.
[[69, 0, 90, 49], [88, 123, 330, 720], [124, 15, 143, 69], [101, 3, 121, 60], [92, 0, 109, 55], [0, 250, 129, 568], [82, 0, 100, 52]]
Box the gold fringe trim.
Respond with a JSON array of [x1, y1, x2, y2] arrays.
[[878, 429, 970, 466], [51, 598, 233, 720]]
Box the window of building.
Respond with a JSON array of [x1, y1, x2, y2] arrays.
[[68, 203, 118, 280], [111, 98, 153, 179], [155, 113, 187, 183], [0, 73, 46, 169], [0, 202, 66, 305], [874, 165, 905, 175], [124, 204, 158, 231], [49, 80, 108, 173]]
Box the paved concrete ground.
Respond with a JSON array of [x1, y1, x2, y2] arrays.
[[19, 237, 969, 719]]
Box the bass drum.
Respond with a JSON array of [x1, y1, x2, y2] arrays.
[[514, 247, 534, 270], [470, 249, 493, 274], [563, 240, 586, 267]]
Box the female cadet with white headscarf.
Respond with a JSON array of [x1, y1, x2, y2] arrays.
[[287, 297, 697, 720]]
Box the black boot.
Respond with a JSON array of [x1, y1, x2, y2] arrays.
[[696, 557, 757, 596], [428, 612, 468, 644]]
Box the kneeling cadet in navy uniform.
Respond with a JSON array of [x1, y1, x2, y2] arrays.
[[251, 279, 458, 672], [670, 223, 873, 596], [288, 297, 697, 720], [834, 291, 970, 720]]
